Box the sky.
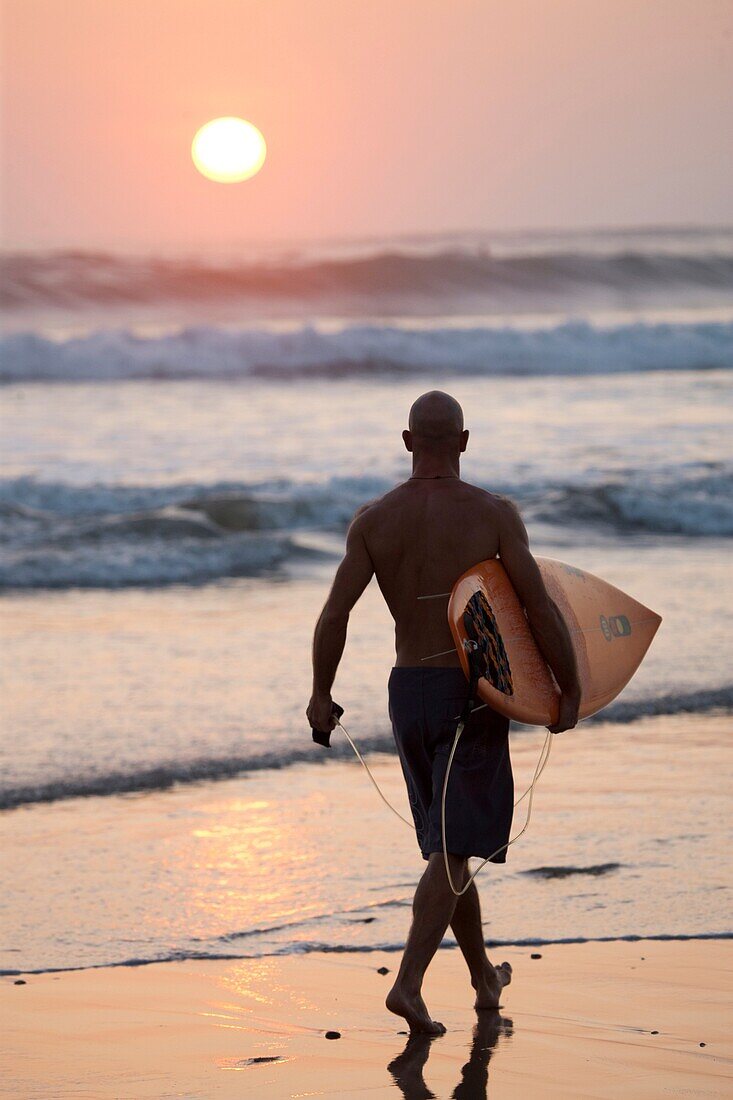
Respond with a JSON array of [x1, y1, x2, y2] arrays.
[[1, 0, 732, 252]]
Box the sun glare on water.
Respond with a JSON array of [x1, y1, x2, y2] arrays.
[[191, 117, 267, 183]]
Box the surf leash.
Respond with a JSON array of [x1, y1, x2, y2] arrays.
[[440, 719, 553, 895], [437, 639, 552, 895], [311, 691, 553, 896]]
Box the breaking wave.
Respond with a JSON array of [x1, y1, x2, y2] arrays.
[[531, 466, 733, 537], [0, 463, 729, 590], [0, 474, 379, 589], [2, 317, 732, 383], [3, 245, 733, 313]]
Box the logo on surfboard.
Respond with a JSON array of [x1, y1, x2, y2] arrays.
[[600, 614, 632, 641]]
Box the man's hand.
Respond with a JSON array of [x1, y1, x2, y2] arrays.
[[307, 692, 337, 735], [547, 690, 581, 735]]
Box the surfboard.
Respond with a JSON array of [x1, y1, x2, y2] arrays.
[[447, 558, 662, 726]]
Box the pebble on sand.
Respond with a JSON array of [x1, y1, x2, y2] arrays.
[[530, 953, 542, 959], [14, 979, 26, 986], [377, 966, 390, 975], [325, 1031, 341, 1040]]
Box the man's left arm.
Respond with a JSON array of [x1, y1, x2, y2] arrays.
[[306, 513, 375, 736]]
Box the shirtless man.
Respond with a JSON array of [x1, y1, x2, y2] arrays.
[[306, 390, 580, 1035]]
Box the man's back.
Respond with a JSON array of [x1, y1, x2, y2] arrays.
[[307, 387, 579, 740], [359, 478, 507, 667]]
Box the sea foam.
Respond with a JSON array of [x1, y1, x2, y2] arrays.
[[2, 318, 732, 382]]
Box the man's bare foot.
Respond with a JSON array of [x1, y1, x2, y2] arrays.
[[473, 961, 512, 1010], [386, 982, 447, 1035]]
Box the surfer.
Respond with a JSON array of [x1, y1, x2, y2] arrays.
[[306, 390, 580, 1035]]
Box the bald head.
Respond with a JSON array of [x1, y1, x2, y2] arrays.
[[408, 391, 464, 440]]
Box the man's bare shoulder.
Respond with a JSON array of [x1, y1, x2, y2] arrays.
[[350, 486, 400, 528], [459, 486, 529, 549], [463, 482, 520, 515], [350, 481, 521, 530]]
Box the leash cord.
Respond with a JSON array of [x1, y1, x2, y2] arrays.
[[336, 719, 415, 829], [335, 717, 553, 893], [440, 721, 552, 896]]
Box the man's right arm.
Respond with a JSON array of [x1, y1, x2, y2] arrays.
[[496, 499, 581, 733]]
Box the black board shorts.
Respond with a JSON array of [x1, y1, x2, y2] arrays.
[[388, 667, 514, 863]]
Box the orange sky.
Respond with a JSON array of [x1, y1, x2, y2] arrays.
[[2, 0, 732, 251]]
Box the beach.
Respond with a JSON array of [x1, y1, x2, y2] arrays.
[[2, 713, 732, 1096], [2, 710, 731, 974], [4, 0, 733, 1091], [1, 228, 732, 1094], [3, 937, 730, 1097]]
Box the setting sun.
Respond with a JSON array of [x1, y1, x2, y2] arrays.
[[191, 117, 266, 183]]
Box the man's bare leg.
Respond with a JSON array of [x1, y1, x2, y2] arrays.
[[449, 880, 512, 1009], [386, 852, 468, 1034]]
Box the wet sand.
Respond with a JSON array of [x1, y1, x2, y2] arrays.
[[2, 940, 730, 1098]]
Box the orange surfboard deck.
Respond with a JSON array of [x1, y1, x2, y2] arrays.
[[448, 558, 662, 726]]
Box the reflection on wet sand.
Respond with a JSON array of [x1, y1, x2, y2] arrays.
[[3, 944, 729, 1097], [388, 1010, 512, 1099]]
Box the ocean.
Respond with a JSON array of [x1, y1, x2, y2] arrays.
[[1, 227, 731, 975]]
